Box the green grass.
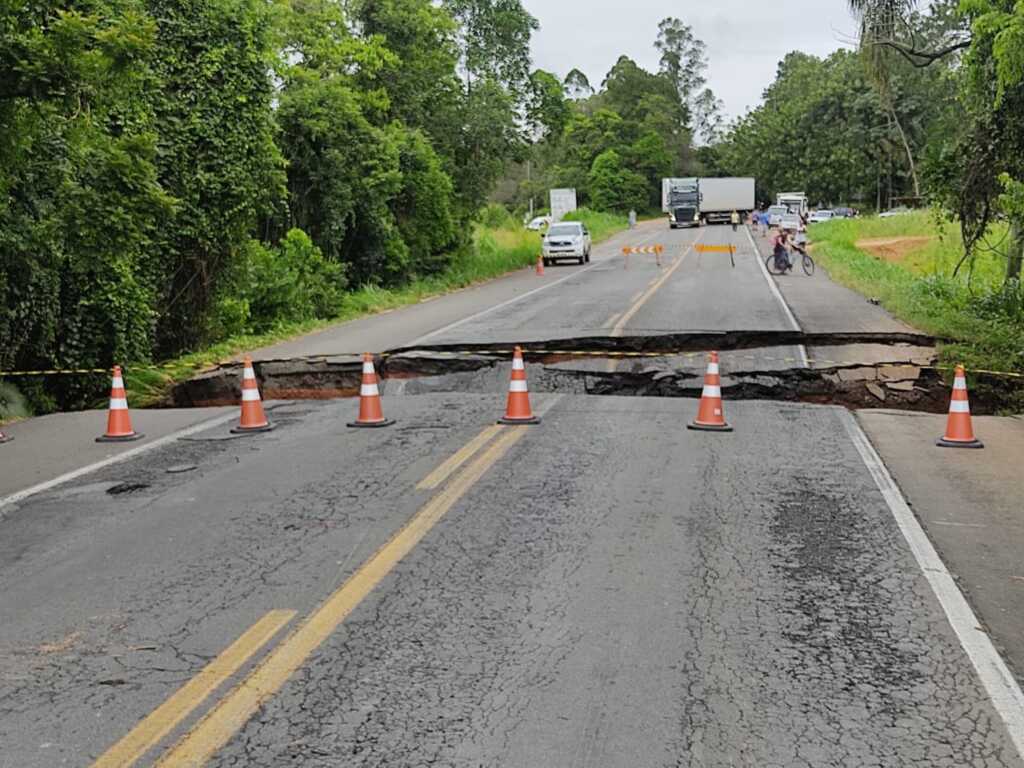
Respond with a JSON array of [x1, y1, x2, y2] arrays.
[[808, 211, 1023, 400], [563, 208, 629, 241], [126, 210, 630, 406]]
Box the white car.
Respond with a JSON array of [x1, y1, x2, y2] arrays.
[[780, 212, 800, 232], [766, 205, 789, 227], [542, 222, 591, 266], [809, 210, 834, 224], [879, 207, 912, 218], [526, 216, 552, 231]]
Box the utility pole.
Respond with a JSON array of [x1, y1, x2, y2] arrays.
[[527, 160, 534, 219]]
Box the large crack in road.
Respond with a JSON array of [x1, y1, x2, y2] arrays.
[[169, 331, 1019, 414]]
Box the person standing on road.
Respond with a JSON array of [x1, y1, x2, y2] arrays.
[[730, 210, 740, 232], [760, 208, 769, 237]]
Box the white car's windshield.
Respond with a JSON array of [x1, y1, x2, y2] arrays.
[[547, 224, 581, 236]]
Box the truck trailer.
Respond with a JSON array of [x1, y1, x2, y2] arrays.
[[698, 177, 755, 224]]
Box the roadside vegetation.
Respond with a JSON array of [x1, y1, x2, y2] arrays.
[[810, 213, 1023, 398], [1, 1, 695, 416]]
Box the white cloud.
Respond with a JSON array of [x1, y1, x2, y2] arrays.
[[522, 0, 858, 120]]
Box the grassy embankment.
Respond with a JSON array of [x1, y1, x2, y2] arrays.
[[123, 208, 628, 406], [809, 212, 1023, 398]]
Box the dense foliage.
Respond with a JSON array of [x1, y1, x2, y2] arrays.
[[503, 17, 721, 215], [0, 0, 539, 408]]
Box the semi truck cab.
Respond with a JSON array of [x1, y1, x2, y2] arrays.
[[668, 181, 700, 229]]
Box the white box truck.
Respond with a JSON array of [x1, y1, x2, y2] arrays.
[[698, 177, 755, 224], [777, 192, 808, 218]]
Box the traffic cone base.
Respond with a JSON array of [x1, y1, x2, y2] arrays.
[[936, 436, 983, 449], [936, 366, 983, 449], [97, 366, 143, 442], [348, 418, 396, 429], [499, 415, 541, 425], [348, 353, 395, 429], [231, 422, 276, 435], [687, 421, 732, 433], [96, 431, 145, 443]]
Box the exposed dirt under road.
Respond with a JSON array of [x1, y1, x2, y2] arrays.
[[166, 330, 1019, 415]]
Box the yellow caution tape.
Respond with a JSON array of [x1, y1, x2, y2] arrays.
[[4, 354, 1021, 379]]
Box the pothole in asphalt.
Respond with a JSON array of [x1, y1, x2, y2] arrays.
[[106, 482, 151, 495], [163, 331, 1020, 415]]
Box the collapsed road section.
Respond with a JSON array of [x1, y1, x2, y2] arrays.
[[169, 331, 1018, 415]]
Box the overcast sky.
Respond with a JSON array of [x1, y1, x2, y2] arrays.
[[522, 0, 859, 121]]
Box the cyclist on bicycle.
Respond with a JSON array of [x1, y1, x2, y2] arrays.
[[772, 229, 791, 271]]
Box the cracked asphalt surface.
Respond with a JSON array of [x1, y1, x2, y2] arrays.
[[1, 224, 1021, 766]]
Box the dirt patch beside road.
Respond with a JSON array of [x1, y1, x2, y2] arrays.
[[856, 236, 935, 263]]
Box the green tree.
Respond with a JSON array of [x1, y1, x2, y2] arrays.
[[527, 69, 571, 139], [0, 1, 172, 408], [588, 149, 649, 212], [146, 0, 285, 354], [443, 0, 537, 96]]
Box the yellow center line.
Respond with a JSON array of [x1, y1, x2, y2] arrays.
[[602, 312, 623, 330], [612, 232, 704, 338], [91, 610, 295, 768], [417, 424, 504, 490], [155, 426, 530, 767]]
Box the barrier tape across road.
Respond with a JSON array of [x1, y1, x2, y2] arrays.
[[2, 354, 1021, 379]]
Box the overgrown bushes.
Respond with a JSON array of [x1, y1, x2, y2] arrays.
[[810, 215, 1024, 388], [211, 230, 347, 338], [1, 0, 539, 412]]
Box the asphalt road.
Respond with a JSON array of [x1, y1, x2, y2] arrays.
[[1, 224, 1022, 767]]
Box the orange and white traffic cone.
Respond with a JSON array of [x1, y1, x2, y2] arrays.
[[348, 353, 394, 428], [96, 366, 144, 442], [536, 254, 545, 276], [937, 366, 983, 449], [231, 356, 275, 434], [499, 346, 540, 425], [687, 352, 732, 432]]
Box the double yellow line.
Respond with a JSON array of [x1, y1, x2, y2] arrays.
[[93, 424, 526, 767]]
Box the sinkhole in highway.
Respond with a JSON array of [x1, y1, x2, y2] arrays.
[[168, 331, 1018, 415]]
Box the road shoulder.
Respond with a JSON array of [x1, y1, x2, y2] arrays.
[[857, 410, 1024, 683]]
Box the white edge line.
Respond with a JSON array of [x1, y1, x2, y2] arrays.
[[840, 410, 1024, 756], [410, 226, 660, 346], [0, 411, 239, 514], [744, 225, 810, 368]]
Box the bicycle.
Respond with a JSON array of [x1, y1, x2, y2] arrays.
[[766, 247, 814, 276]]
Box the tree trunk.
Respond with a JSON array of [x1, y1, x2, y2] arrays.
[[889, 106, 921, 199], [1007, 218, 1024, 282]]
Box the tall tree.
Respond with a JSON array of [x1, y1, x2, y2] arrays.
[[147, 0, 285, 354], [564, 68, 593, 100], [442, 0, 537, 96]]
